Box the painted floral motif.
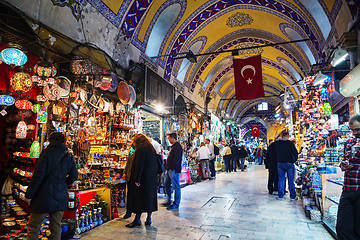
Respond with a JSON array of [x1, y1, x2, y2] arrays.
[[235, 42, 263, 56], [226, 12, 253, 28], [51, 0, 84, 21]]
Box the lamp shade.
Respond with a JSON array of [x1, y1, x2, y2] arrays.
[[331, 46, 349, 67], [11, 72, 33, 93], [323, 102, 332, 115], [36, 105, 48, 123], [0, 95, 15, 106], [15, 121, 27, 139], [15, 100, 33, 110], [313, 71, 327, 86], [1, 47, 27, 66], [29, 141, 40, 158]]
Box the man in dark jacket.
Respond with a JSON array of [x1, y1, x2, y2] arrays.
[[272, 131, 298, 200], [230, 141, 239, 172], [164, 132, 183, 210], [265, 139, 278, 194], [26, 132, 78, 240]]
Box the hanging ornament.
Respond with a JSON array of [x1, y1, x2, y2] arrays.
[[99, 75, 112, 91], [11, 72, 33, 93], [323, 102, 332, 115], [16, 121, 27, 139], [29, 141, 40, 158], [15, 100, 32, 110], [36, 105, 48, 123], [34, 62, 57, 78], [0, 95, 15, 116], [1, 44, 27, 66], [321, 87, 329, 100], [75, 99, 83, 105], [31, 104, 41, 113], [36, 95, 47, 102]]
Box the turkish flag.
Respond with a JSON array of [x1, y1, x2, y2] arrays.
[[251, 125, 260, 137], [233, 55, 264, 100]]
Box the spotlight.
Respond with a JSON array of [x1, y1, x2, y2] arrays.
[[155, 104, 164, 113]]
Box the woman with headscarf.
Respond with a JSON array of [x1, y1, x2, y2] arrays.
[[126, 134, 159, 228]]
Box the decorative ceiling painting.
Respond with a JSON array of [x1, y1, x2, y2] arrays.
[[5, 0, 355, 130]]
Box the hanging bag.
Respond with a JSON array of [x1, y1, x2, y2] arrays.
[[1, 176, 12, 195]]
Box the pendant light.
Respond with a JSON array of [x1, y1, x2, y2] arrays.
[[0, 44, 27, 66]]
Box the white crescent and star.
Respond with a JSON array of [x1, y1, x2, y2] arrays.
[[253, 127, 258, 132], [240, 65, 256, 84]]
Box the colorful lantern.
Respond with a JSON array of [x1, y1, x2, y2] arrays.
[[69, 92, 78, 98], [15, 121, 27, 139], [99, 75, 112, 91], [0, 95, 15, 106], [74, 87, 81, 93], [75, 99, 83, 105], [36, 105, 48, 123], [1, 46, 27, 66], [323, 102, 332, 115], [81, 108, 89, 114], [15, 100, 33, 110], [0, 56, 2, 64], [29, 141, 40, 158], [34, 63, 57, 77], [321, 87, 329, 100], [36, 95, 47, 102], [31, 104, 41, 113], [11, 72, 33, 93]]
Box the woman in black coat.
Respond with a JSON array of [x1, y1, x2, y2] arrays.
[[25, 132, 78, 239], [126, 133, 159, 228]]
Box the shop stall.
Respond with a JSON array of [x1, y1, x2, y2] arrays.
[[0, 44, 139, 238]]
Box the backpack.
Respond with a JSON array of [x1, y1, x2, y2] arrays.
[[214, 144, 220, 155]]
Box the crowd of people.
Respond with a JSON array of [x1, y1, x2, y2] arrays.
[[24, 115, 360, 239]]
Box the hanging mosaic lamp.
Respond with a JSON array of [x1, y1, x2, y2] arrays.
[[31, 104, 41, 113], [15, 100, 33, 110], [320, 87, 329, 100], [0, 95, 15, 106], [36, 95, 47, 102], [11, 72, 33, 93], [0, 56, 2, 64], [99, 75, 112, 91], [0, 44, 27, 66], [323, 102, 332, 115], [29, 141, 40, 158], [36, 105, 48, 123], [15, 121, 27, 139]]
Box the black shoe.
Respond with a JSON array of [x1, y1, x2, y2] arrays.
[[145, 219, 151, 226], [123, 212, 131, 219], [167, 204, 179, 210], [161, 201, 171, 206], [125, 221, 141, 228]]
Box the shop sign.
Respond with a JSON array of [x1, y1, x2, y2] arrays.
[[340, 63, 360, 97]]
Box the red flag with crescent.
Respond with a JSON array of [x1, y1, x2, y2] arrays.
[[251, 125, 260, 137], [233, 55, 264, 100]]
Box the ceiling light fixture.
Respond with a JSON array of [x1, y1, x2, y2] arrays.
[[313, 71, 328, 86], [0, 44, 27, 66], [331, 46, 349, 67]]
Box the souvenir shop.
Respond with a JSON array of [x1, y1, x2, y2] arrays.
[[0, 36, 144, 238], [288, 70, 358, 238]]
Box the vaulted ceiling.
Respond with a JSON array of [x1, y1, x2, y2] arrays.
[[3, 0, 359, 125]]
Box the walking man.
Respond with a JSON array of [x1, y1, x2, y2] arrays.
[[273, 131, 298, 200], [164, 132, 183, 210], [230, 141, 239, 172], [205, 138, 216, 178], [336, 114, 360, 240]]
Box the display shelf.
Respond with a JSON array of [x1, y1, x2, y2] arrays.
[[325, 196, 340, 205], [323, 220, 338, 240]]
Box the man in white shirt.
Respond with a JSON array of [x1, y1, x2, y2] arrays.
[[206, 138, 216, 179], [197, 142, 210, 179]]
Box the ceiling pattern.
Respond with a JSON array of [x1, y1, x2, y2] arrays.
[[12, 0, 353, 130]]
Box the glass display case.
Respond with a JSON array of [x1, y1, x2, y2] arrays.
[[322, 167, 343, 239]]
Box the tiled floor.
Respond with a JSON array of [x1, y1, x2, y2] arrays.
[[79, 165, 334, 240]]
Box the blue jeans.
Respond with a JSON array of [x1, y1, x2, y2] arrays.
[[230, 157, 237, 171], [240, 158, 245, 170], [257, 156, 262, 165], [223, 156, 231, 172], [164, 170, 181, 207], [277, 162, 296, 199]]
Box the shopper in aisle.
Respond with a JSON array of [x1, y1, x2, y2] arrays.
[[256, 146, 263, 165], [273, 131, 298, 200], [230, 140, 239, 172], [73, 128, 91, 159], [164, 132, 183, 210], [122, 139, 136, 219], [238, 145, 248, 171], [197, 142, 211, 179], [126, 134, 159, 228], [264, 139, 278, 195], [205, 138, 216, 179], [221, 143, 232, 173], [336, 114, 360, 240], [25, 132, 78, 240]]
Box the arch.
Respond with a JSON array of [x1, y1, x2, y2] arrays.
[[145, 4, 182, 57]]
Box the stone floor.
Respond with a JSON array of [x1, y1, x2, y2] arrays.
[[78, 165, 333, 240]]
